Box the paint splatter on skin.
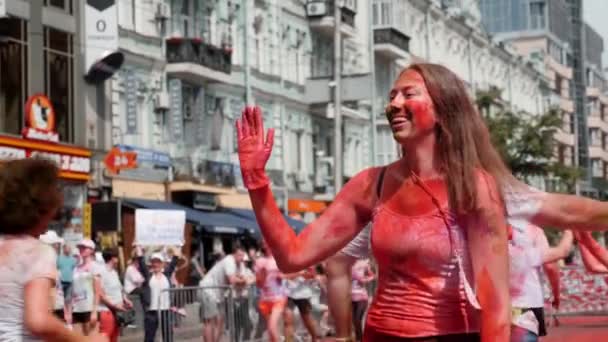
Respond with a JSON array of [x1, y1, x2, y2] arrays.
[[238, 65, 510, 339]]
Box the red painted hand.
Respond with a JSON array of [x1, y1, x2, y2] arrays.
[[236, 106, 275, 189]]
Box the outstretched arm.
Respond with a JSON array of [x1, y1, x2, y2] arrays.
[[531, 190, 608, 231], [237, 107, 377, 272], [468, 173, 510, 342], [576, 232, 608, 273]]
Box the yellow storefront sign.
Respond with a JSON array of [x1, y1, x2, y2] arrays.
[[83, 203, 92, 239]]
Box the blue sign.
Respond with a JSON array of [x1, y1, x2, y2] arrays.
[[169, 78, 183, 141], [125, 69, 137, 134], [116, 145, 171, 167], [113, 145, 171, 182]]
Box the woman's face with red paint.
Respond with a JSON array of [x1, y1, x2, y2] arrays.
[[386, 69, 437, 144]]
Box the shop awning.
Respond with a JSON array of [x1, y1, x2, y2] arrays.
[[122, 198, 258, 235], [221, 207, 306, 233]]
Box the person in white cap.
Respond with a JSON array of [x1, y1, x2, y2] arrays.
[[135, 246, 180, 342], [0, 158, 106, 342], [71, 238, 103, 336]]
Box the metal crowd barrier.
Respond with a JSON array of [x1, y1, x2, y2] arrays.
[[147, 284, 276, 342], [543, 265, 608, 318], [154, 285, 236, 342]]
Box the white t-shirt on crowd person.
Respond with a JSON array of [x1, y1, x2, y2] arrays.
[[71, 261, 103, 313], [286, 275, 313, 300], [200, 254, 238, 301], [54, 266, 65, 312], [149, 274, 171, 311], [98, 265, 124, 312], [124, 263, 144, 294], [509, 224, 550, 334], [0, 236, 58, 341]]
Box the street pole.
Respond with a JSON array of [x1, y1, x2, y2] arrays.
[[368, 0, 377, 166], [333, 0, 343, 194], [243, 0, 252, 104]]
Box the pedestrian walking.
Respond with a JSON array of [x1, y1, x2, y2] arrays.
[[0, 158, 106, 342], [71, 238, 103, 336]]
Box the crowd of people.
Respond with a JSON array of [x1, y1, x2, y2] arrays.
[[6, 62, 608, 342]]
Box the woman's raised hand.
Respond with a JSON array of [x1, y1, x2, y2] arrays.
[[236, 106, 275, 190]]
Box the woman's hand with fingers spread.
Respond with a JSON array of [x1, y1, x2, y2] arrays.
[[236, 106, 275, 190]]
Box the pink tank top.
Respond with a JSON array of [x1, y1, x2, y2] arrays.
[[365, 177, 479, 338]]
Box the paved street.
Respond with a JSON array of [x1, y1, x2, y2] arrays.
[[542, 315, 608, 341]]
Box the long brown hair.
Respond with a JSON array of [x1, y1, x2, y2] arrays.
[[400, 63, 514, 215]]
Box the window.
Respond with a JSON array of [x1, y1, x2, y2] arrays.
[[562, 112, 574, 134], [44, 27, 74, 142], [530, 2, 546, 30], [558, 144, 566, 165], [592, 159, 603, 178], [376, 127, 397, 166], [590, 128, 602, 146], [45, 0, 73, 14], [170, 0, 197, 37], [0, 18, 28, 135], [371, 0, 393, 27], [555, 74, 562, 95]]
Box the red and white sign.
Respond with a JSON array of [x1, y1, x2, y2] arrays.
[[22, 94, 59, 143], [544, 266, 608, 314], [103, 147, 137, 174], [0, 145, 90, 174]]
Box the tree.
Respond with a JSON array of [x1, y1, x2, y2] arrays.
[[476, 88, 581, 191]]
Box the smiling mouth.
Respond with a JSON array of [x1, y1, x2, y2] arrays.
[[390, 109, 412, 129]]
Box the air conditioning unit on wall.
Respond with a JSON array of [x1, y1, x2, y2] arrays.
[[155, 2, 170, 21], [154, 92, 170, 112], [306, 2, 327, 17]]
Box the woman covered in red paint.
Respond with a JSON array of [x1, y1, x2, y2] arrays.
[[236, 63, 512, 341]]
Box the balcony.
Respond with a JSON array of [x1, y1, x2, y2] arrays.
[[587, 86, 601, 98], [554, 129, 575, 147], [165, 38, 233, 84], [545, 55, 573, 79], [373, 27, 410, 60], [306, 0, 357, 39], [588, 114, 603, 129], [305, 73, 372, 104], [589, 145, 604, 159], [560, 97, 574, 113]]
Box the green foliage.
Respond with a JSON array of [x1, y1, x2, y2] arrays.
[[476, 90, 580, 191]]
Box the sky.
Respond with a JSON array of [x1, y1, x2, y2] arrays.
[[584, 0, 608, 68]]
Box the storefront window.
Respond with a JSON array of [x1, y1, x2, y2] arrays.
[[44, 27, 74, 142], [0, 18, 28, 135], [48, 180, 86, 242]]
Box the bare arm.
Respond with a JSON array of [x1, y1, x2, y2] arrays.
[[532, 192, 608, 231], [24, 279, 90, 342], [325, 252, 357, 339], [238, 107, 378, 273], [576, 232, 608, 273], [543, 262, 561, 308], [542, 231, 574, 264], [91, 274, 101, 324], [468, 174, 510, 342], [248, 168, 380, 272]]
